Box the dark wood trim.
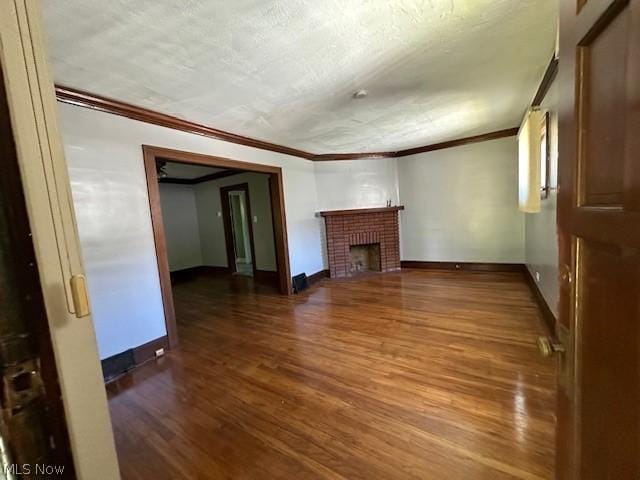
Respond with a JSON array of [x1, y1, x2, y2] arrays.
[[159, 169, 242, 185], [313, 128, 520, 160], [56, 85, 316, 160], [158, 176, 196, 185], [56, 86, 519, 161], [132, 335, 169, 365], [401, 261, 526, 273], [144, 145, 292, 349], [522, 267, 557, 337], [102, 335, 169, 383], [144, 152, 179, 348], [145, 145, 285, 174], [171, 265, 278, 285], [269, 172, 291, 294], [312, 151, 400, 161], [319, 206, 405, 217], [308, 269, 330, 284], [194, 170, 242, 184], [220, 182, 258, 276], [532, 55, 559, 107], [254, 269, 279, 284], [394, 128, 520, 157], [169, 265, 231, 283]]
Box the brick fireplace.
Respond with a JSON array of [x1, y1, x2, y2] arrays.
[[320, 206, 404, 278]]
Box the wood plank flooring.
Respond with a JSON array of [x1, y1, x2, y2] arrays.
[[106, 269, 556, 479]]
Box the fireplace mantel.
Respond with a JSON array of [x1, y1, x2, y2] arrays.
[[320, 206, 403, 278], [319, 206, 404, 217]]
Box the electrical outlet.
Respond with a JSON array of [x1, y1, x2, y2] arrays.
[[155, 348, 165, 358], [535, 271, 540, 282]]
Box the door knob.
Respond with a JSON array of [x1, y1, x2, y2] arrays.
[[537, 336, 565, 357]]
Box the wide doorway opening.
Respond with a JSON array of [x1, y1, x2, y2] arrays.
[[143, 145, 291, 349]]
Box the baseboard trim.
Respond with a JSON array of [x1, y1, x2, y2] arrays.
[[522, 268, 556, 337], [401, 260, 526, 273], [254, 269, 278, 282], [102, 335, 169, 383], [133, 335, 169, 365], [170, 265, 231, 283], [308, 269, 330, 284]]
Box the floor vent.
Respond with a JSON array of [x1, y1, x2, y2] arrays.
[[292, 273, 309, 293]]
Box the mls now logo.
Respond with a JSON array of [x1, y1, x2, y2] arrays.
[[4, 464, 65, 475]]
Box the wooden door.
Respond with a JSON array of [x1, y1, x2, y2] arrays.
[[556, 0, 639, 478]]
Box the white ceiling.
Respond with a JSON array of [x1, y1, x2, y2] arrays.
[[40, 0, 557, 154]]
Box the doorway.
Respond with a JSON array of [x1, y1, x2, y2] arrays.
[[221, 183, 256, 277], [143, 145, 292, 349]]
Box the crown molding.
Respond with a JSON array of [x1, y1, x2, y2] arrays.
[[55, 85, 519, 161], [158, 169, 242, 185], [312, 127, 519, 161], [55, 86, 316, 160], [532, 55, 559, 107]]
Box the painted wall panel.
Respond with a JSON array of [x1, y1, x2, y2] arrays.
[[159, 183, 203, 271], [398, 137, 525, 263], [65, 140, 167, 359], [314, 158, 399, 211], [58, 102, 323, 359]]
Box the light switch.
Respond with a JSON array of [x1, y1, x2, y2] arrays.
[[253, 215, 258, 223], [217, 211, 222, 217]]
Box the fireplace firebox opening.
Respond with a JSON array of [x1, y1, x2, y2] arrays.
[[349, 243, 381, 274]]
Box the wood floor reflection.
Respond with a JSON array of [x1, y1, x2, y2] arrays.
[[106, 269, 556, 479]]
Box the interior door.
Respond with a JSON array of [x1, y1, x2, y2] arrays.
[[556, 0, 639, 478]]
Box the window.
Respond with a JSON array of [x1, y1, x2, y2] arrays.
[[540, 111, 550, 199]]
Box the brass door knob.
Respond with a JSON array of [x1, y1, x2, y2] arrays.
[[537, 336, 565, 357]]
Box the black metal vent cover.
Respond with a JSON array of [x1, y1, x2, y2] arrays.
[[292, 273, 309, 293]]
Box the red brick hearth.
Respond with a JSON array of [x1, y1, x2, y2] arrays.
[[320, 206, 404, 278]]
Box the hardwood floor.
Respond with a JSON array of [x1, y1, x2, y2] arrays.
[[106, 269, 556, 479]]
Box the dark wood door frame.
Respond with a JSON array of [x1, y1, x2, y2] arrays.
[[142, 145, 292, 348], [220, 182, 257, 275]]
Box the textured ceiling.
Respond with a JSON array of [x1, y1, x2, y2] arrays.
[[40, 0, 557, 154]]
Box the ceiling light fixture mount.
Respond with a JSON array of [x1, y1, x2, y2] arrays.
[[352, 89, 368, 99]]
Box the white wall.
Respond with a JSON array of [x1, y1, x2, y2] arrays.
[[59, 102, 324, 359], [398, 137, 525, 263], [195, 172, 277, 271], [525, 78, 559, 316], [159, 183, 203, 271], [314, 158, 399, 211]]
